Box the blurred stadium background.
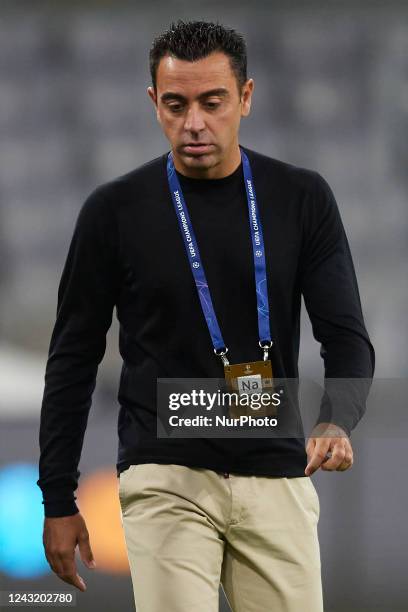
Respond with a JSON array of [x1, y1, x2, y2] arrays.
[[0, 1, 407, 610]]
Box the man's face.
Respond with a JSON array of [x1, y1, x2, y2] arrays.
[[147, 51, 254, 177]]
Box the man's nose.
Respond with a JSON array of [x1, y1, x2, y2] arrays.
[[184, 105, 206, 132]]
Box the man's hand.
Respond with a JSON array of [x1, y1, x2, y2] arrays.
[[43, 512, 96, 591], [305, 422, 354, 476]]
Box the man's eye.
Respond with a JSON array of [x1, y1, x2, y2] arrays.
[[205, 102, 220, 109], [169, 105, 183, 113]]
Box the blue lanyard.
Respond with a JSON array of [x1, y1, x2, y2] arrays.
[[166, 145, 272, 363]]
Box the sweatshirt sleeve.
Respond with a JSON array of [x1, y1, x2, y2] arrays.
[[300, 171, 375, 436], [37, 186, 120, 517]]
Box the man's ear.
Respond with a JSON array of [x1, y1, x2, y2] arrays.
[[147, 86, 161, 122], [240, 78, 254, 118]]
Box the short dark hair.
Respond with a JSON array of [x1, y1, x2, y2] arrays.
[[149, 20, 247, 96]]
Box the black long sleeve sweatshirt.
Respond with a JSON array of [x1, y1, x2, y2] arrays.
[[37, 145, 375, 517]]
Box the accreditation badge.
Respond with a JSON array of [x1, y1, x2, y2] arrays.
[[223, 359, 276, 418]]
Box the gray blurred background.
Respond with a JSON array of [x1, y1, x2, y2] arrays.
[[0, 1, 407, 611]]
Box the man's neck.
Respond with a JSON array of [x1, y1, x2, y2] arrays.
[[172, 143, 242, 179]]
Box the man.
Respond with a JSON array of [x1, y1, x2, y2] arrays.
[[38, 20, 375, 612]]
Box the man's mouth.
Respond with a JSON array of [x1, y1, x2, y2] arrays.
[[182, 144, 214, 154]]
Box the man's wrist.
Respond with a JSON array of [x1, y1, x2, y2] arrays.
[[312, 421, 351, 438]]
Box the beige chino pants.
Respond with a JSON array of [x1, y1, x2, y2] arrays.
[[118, 463, 323, 612]]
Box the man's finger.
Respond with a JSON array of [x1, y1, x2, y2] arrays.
[[305, 442, 330, 475], [58, 571, 86, 592], [321, 444, 346, 471], [44, 544, 66, 579], [305, 438, 316, 461], [45, 550, 63, 578], [336, 452, 354, 471], [57, 551, 86, 591], [78, 531, 96, 569]]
